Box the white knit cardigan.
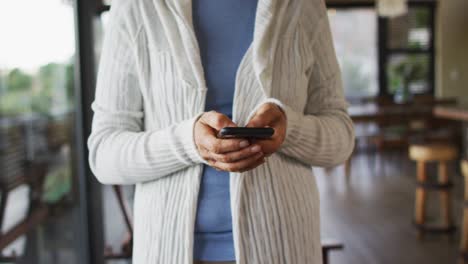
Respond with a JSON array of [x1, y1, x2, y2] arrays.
[[87, 0, 355, 263]]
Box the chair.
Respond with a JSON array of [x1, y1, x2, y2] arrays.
[[409, 143, 458, 239]]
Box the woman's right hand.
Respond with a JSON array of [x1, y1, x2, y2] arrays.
[[194, 111, 266, 172]]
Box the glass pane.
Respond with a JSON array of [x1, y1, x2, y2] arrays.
[[387, 54, 430, 94], [328, 8, 378, 100], [387, 7, 431, 50], [0, 0, 83, 263]]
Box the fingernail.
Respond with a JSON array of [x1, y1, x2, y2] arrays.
[[250, 145, 261, 152], [240, 140, 250, 148]]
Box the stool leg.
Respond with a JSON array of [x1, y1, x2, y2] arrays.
[[438, 162, 452, 231], [462, 206, 468, 264], [415, 161, 427, 239], [345, 157, 351, 178], [460, 165, 468, 263]]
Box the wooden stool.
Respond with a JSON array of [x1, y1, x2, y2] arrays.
[[460, 160, 468, 262], [409, 143, 458, 239]]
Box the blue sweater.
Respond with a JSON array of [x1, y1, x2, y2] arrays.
[[192, 0, 258, 261]]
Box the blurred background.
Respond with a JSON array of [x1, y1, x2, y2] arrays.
[[0, 0, 467, 263]]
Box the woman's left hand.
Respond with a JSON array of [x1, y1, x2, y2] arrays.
[[245, 103, 287, 157]]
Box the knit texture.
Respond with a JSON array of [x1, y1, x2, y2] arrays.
[[87, 0, 355, 263]]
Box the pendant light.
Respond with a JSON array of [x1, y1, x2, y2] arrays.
[[377, 0, 408, 18]]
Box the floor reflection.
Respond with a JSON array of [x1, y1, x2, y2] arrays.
[[317, 151, 462, 264]]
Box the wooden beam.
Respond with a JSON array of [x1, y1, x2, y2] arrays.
[[0, 206, 49, 250]]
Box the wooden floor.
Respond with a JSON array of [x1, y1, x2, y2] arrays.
[[9, 148, 465, 264], [317, 151, 464, 264], [102, 151, 465, 264], [101, 151, 465, 264]]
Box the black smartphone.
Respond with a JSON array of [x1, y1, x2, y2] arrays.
[[217, 127, 274, 139]]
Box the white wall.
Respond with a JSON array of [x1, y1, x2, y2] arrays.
[[436, 0, 468, 104]]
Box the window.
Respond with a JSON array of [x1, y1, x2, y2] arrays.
[[328, 8, 379, 101], [327, 2, 436, 100], [387, 7, 431, 50], [381, 5, 435, 96], [0, 0, 84, 262], [386, 54, 430, 94]]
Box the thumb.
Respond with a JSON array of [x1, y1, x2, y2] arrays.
[[246, 111, 276, 128], [245, 114, 263, 128]]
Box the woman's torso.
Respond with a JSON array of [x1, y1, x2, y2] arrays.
[[121, 0, 325, 263]]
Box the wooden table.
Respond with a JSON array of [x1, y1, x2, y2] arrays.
[[434, 104, 468, 263], [349, 103, 434, 123], [434, 104, 468, 122], [434, 104, 468, 158]]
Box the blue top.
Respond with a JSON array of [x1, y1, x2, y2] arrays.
[[192, 0, 258, 261]]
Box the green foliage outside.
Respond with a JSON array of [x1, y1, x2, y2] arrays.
[[42, 159, 73, 204], [0, 60, 76, 205], [413, 8, 429, 28], [387, 55, 429, 94], [6, 68, 33, 93], [0, 58, 75, 117]]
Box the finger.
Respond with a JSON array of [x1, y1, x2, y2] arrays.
[[200, 111, 237, 130], [206, 160, 223, 171], [211, 152, 264, 172], [208, 153, 263, 172], [197, 146, 212, 161], [239, 156, 266, 172], [196, 121, 249, 153], [201, 133, 250, 154], [246, 109, 278, 128], [250, 139, 278, 156], [210, 144, 262, 163]]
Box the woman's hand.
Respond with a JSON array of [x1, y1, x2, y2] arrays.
[[194, 111, 266, 172], [245, 103, 287, 157]]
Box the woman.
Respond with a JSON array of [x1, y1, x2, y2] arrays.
[[87, 0, 355, 263]]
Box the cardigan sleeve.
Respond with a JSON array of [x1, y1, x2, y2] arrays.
[[252, 14, 355, 168], [87, 4, 206, 185]]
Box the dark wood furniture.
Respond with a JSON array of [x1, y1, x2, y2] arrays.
[[433, 104, 468, 263], [0, 114, 75, 262], [349, 103, 433, 124], [434, 105, 468, 122], [409, 144, 458, 239], [350, 97, 456, 124], [434, 104, 468, 159], [0, 161, 50, 261], [346, 97, 458, 177], [461, 160, 468, 263]]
